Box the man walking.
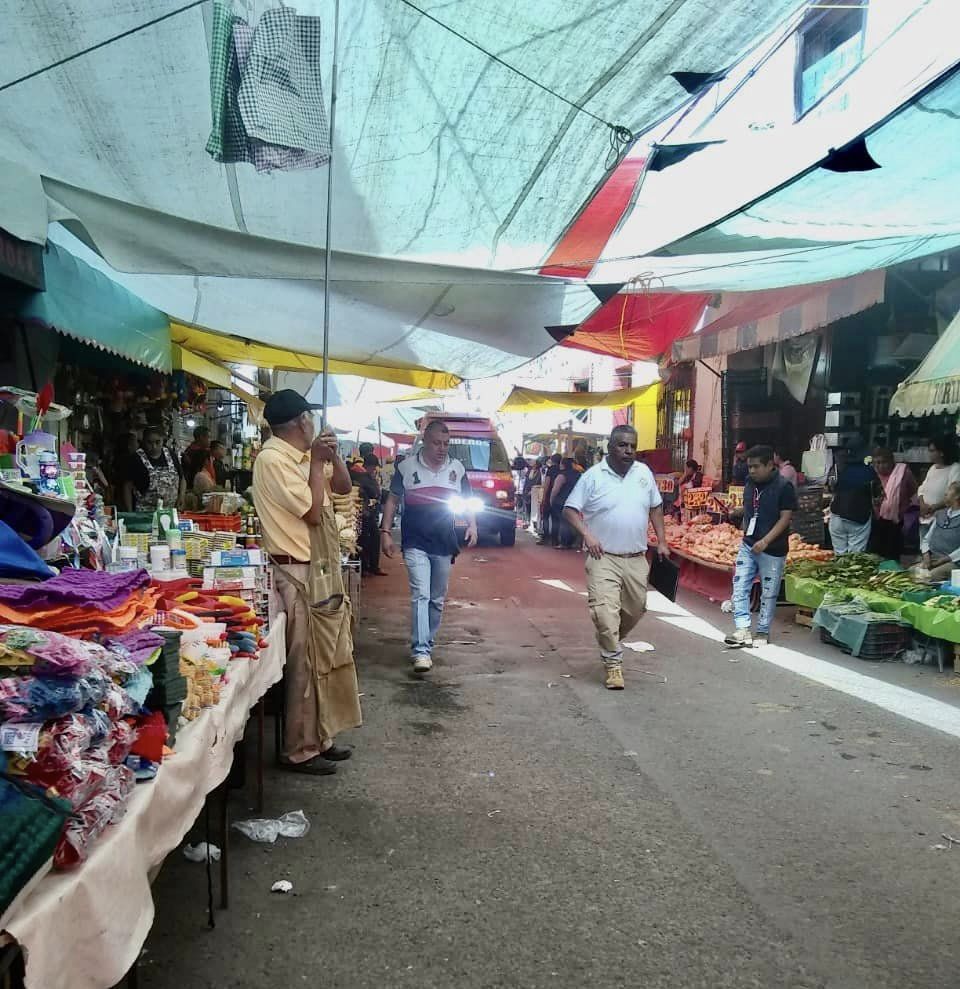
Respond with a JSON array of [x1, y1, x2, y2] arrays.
[[724, 445, 796, 649], [563, 425, 669, 690], [380, 420, 478, 673], [253, 390, 362, 776]]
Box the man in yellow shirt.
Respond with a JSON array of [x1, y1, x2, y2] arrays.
[[253, 390, 360, 775]]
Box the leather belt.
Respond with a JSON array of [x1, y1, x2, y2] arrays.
[[604, 551, 648, 558], [270, 554, 309, 566]]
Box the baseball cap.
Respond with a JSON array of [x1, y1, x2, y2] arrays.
[[263, 389, 323, 427], [735, 441, 747, 453]]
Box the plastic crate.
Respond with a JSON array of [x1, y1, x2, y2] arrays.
[[180, 512, 242, 533], [819, 621, 910, 660]]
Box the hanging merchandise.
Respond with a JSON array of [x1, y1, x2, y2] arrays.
[[206, 2, 330, 172]]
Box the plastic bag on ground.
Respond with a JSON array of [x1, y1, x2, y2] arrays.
[[232, 810, 310, 843]]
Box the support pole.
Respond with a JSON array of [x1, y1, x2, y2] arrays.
[[320, 0, 341, 429]]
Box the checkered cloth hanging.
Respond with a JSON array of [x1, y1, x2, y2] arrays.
[[205, 2, 330, 172], [238, 6, 331, 159], [233, 21, 329, 172], [205, 1, 247, 163]]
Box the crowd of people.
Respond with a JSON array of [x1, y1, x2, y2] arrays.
[[246, 403, 960, 712]]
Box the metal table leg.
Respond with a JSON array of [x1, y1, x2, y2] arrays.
[[256, 697, 265, 813], [219, 783, 229, 910]]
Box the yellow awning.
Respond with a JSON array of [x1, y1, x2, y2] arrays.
[[500, 383, 657, 413], [170, 323, 461, 390]]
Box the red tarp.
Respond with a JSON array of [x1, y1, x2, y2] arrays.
[[540, 153, 706, 361], [561, 291, 710, 361], [541, 158, 647, 278]]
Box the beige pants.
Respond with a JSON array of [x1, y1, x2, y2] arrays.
[[585, 553, 650, 664]]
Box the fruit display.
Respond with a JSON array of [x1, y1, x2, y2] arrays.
[[649, 518, 830, 569]]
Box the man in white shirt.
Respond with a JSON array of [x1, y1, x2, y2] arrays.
[[563, 425, 669, 690]]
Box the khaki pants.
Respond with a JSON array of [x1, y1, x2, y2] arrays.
[[274, 563, 329, 763], [585, 553, 650, 665]]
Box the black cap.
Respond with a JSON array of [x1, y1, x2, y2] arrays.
[[263, 389, 323, 427]]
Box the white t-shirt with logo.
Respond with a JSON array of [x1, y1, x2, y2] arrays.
[[564, 460, 662, 554]]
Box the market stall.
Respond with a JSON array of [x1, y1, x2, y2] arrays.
[[786, 553, 960, 659], [648, 489, 830, 602], [0, 382, 290, 989], [1, 618, 285, 989]]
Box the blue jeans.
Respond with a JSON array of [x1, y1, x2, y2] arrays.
[[829, 514, 871, 555], [403, 549, 453, 657], [732, 543, 786, 635]]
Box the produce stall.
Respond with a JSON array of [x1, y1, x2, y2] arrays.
[[649, 514, 830, 601], [786, 553, 960, 649]]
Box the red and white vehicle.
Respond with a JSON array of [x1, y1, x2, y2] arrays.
[[414, 413, 518, 546]]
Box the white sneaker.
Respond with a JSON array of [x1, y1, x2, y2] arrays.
[[412, 655, 433, 672], [724, 629, 753, 648], [753, 634, 769, 647]]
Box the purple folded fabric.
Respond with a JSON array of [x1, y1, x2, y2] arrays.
[[0, 568, 151, 612], [103, 629, 166, 668]]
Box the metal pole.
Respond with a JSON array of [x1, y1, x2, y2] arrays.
[[320, 0, 341, 429]]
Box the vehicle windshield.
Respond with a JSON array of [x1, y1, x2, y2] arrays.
[[447, 437, 511, 472]]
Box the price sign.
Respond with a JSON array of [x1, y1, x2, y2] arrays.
[[682, 487, 711, 509], [656, 474, 676, 494], [726, 486, 745, 509]]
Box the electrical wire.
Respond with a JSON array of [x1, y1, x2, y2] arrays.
[[394, 0, 633, 150], [0, 0, 208, 95]]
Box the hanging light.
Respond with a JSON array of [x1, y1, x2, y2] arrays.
[[186, 417, 197, 428]]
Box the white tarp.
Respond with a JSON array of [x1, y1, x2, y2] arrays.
[[0, 0, 806, 269], [590, 0, 960, 291], [47, 223, 597, 378]]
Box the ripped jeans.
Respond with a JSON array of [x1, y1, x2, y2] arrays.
[[732, 543, 786, 635]]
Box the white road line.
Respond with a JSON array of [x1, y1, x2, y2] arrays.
[[537, 578, 576, 593], [657, 615, 960, 740], [536, 575, 960, 737]]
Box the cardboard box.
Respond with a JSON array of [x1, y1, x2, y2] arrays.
[[210, 549, 264, 567]]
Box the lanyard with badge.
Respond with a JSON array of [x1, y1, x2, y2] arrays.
[[746, 485, 760, 537]]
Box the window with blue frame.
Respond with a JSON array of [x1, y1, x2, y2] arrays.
[[795, 0, 867, 118]]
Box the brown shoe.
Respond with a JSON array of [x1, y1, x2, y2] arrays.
[[604, 665, 625, 690]]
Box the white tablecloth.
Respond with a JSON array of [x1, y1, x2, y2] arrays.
[[3, 615, 286, 989]]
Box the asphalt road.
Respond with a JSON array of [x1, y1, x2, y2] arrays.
[[143, 530, 960, 989]]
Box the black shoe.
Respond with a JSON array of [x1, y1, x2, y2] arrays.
[[281, 755, 338, 776], [321, 744, 353, 762]]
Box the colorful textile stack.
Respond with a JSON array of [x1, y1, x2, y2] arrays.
[[0, 622, 163, 871], [0, 568, 160, 637]]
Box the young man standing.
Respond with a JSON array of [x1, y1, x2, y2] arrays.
[[563, 425, 669, 690], [380, 420, 478, 673], [725, 445, 797, 649]]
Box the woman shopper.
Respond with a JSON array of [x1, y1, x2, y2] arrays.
[[871, 447, 917, 561], [549, 457, 580, 548], [828, 442, 878, 555], [918, 434, 960, 548], [921, 482, 960, 582]]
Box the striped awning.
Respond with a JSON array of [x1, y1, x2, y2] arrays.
[[671, 269, 886, 364]]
